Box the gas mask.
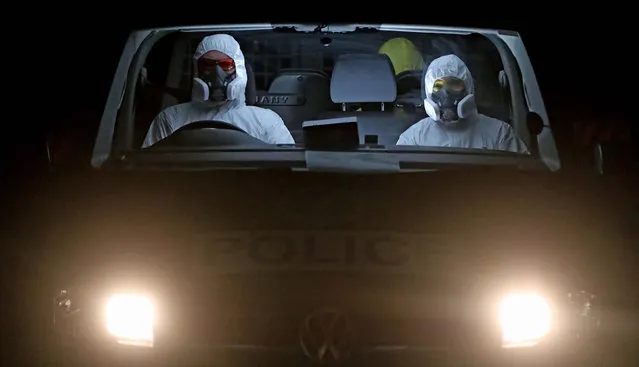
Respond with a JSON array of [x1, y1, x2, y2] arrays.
[[192, 58, 236, 102], [424, 77, 476, 124]]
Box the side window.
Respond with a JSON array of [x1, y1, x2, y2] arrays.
[[466, 36, 512, 124], [133, 33, 179, 146]]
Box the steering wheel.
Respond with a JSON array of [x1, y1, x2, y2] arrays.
[[149, 119, 269, 149], [174, 120, 250, 134]]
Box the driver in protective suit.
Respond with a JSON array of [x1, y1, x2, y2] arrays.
[[396, 54, 529, 154], [142, 34, 294, 148]]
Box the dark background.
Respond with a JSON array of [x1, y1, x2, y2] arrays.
[[3, 8, 636, 365]]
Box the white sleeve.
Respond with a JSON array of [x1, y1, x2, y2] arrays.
[[262, 109, 295, 144], [498, 123, 530, 154], [396, 123, 421, 145], [142, 110, 174, 148]]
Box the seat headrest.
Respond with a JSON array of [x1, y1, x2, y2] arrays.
[[330, 54, 397, 104], [396, 69, 422, 95], [272, 68, 330, 80]]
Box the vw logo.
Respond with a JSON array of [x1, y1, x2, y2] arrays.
[[298, 309, 357, 364]]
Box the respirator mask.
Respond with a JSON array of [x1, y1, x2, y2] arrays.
[[424, 76, 476, 125], [192, 57, 236, 102]]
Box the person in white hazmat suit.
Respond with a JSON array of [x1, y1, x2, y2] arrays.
[[142, 34, 294, 148], [396, 54, 529, 154]]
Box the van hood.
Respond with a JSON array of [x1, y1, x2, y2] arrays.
[[46, 169, 621, 291], [40, 169, 629, 355]]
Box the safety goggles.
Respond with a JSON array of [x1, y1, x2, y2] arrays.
[[197, 58, 235, 74], [432, 77, 466, 93]]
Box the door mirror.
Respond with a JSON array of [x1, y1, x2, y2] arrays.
[[526, 111, 544, 157], [593, 141, 632, 178], [46, 133, 88, 172], [567, 119, 634, 179], [46, 123, 96, 172], [526, 111, 544, 137]]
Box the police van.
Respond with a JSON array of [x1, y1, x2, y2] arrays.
[[41, 23, 636, 366]]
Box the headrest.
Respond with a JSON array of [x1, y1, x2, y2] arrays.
[[272, 68, 330, 80], [396, 69, 422, 95], [330, 54, 397, 104]]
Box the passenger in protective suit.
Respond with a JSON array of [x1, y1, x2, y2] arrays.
[[378, 37, 425, 75], [396, 54, 529, 154], [142, 34, 294, 148]]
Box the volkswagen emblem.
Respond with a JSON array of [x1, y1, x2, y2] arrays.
[[299, 309, 357, 363]]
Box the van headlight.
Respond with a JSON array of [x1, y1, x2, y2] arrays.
[[105, 294, 154, 347], [499, 293, 552, 348]]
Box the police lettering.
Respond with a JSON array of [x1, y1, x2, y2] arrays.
[[248, 235, 296, 263], [206, 234, 410, 266], [364, 236, 409, 266], [203, 237, 243, 265]]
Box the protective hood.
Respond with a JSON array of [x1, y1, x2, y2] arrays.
[[192, 34, 247, 104], [422, 54, 477, 122], [378, 37, 425, 75]]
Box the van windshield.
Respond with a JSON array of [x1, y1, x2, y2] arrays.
[[109, 25, 559, 172]]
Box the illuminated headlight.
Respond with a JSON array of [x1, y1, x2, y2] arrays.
[[499, 293, 551, 348], [105, 294, 154, 347]]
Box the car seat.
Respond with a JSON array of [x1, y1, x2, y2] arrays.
[[255, 69, 331, 143], [319, 54, 421, 146]]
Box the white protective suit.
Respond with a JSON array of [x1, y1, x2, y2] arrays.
[[396, 54, 529, 154], [142, 34, 294, 148]]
